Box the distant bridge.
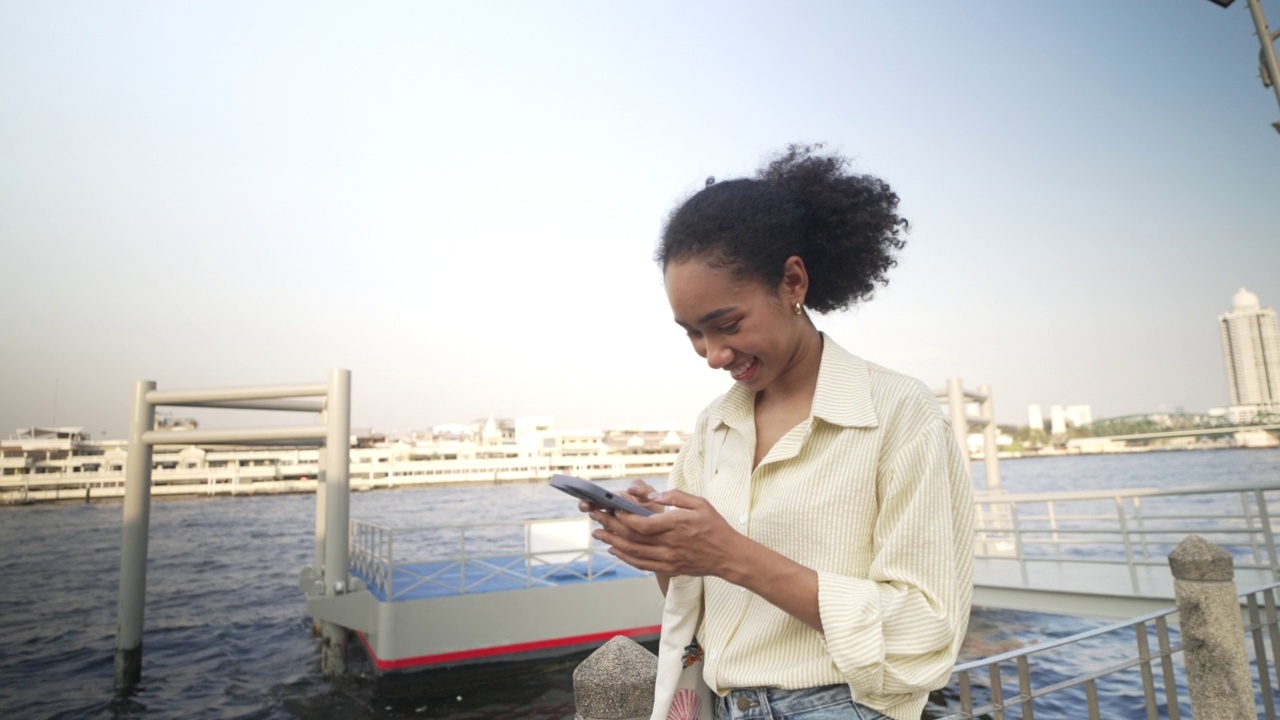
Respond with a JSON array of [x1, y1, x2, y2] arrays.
[[1102, 423, 1280, 442]]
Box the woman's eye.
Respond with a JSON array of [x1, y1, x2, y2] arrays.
[[719, 321, 740, 334], [686, 329, 703, 339]]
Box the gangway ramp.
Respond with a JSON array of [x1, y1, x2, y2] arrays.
[[970, 480, 1280, 618]]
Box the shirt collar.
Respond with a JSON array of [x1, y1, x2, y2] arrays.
[[707, 333, 879, 431], [811, 335, 879, 429]]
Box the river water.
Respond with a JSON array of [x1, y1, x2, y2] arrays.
[[2, 447, 1279, 719]]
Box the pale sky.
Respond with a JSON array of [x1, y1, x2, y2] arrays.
[[2, 1, 1278, 438]]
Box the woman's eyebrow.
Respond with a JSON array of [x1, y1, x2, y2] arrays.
[[674, 306, 737, 329]]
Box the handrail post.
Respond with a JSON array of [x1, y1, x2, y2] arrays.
[[1011, 501, 1028, 585], [115, 380, 156, 691], [1169, 535, 1254, 719], [386, 527, 394, 599], [315, 431, 327, 576], [974, 502, 989, 555], [319, 369, 351, 677], [1133, 497, 1150, 561], [1256, 489, 1280, 582], [1116, 497, 1139, 592], [1047, 501, 1061, 558], [1241, 491, 1263, 566]]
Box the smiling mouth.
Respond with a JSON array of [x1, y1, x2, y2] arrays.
[[729, 357, 757, 380]]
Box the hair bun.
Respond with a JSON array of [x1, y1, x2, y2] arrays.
[[658, 143, 908, 315]]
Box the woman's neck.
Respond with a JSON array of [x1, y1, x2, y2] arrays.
[[757, 328, 824, 409]]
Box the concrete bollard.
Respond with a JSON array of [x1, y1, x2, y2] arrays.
[[573, 636, 657, 720], [1168, 534, 1254, 720]]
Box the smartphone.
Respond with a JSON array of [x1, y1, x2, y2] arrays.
[[549, 474, 654, 516]]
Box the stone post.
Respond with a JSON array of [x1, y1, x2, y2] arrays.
[[1168, 534, 1254, 719], [573, 636, 657, 720]]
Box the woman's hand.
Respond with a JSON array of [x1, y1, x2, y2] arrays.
[[589, 488, 823, 630], [589, 489, 743, 580]]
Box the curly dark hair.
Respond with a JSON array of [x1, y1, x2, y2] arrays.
[[656, 143, 908, 314]]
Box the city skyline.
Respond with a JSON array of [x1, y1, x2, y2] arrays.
[[2, 2, 1278, 438]]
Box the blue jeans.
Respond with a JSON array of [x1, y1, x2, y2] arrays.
[[713, 684, 887, 719]]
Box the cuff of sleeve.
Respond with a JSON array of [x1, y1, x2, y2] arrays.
[[818, 571, 884, 696]]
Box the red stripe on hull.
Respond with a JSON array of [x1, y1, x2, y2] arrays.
[[356, 625, 662, 671]]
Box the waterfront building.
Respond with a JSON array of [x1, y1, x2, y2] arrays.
[[0, 416, 691, 500], [1065, 405, 1093, 428], [1049, 405, 1067, 436], [1219, 287, 1280, 416], [1027, 405, 1044, 434]]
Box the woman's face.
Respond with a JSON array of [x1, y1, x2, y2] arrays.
[[664, 256, 808, 393]]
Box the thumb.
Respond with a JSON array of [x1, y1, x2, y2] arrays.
[[648, 489, 702, 510]]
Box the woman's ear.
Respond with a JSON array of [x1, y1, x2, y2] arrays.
[[779, 255, 809, 307]]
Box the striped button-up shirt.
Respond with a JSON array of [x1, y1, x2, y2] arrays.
[[667, 334, 974, 720]]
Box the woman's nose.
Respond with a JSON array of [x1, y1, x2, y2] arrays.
[[705, 339, 733, 370]]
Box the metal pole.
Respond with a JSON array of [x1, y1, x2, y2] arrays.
[[311, 426, 327, 638], [114, 380, 155, 690], [315, 422, 327, 576], [947, 377, 970, 463], [320, 369, 351, 676], [979, 384, 1001, 491], [1245, 0, 1280, 131]]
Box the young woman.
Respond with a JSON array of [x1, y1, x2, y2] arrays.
[[586, 145, 974, 720]]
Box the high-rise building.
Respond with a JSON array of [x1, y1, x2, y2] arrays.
[[1049, 405, 1067, 435], [1027, 404, 1044, 433], [1065, 405, 1093, 428], [1219, 288, 1280, 411]]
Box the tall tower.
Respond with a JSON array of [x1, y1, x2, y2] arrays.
[[1027, 404, 1044, 434], [1219, 288, 1280, 411]]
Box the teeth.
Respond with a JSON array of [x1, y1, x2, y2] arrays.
[[730, 358, 755, 377]]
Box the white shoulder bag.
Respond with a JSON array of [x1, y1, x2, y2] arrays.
[[649, 423, 726, 720]]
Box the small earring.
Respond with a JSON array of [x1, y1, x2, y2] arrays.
[[794, 302, 803, 315]]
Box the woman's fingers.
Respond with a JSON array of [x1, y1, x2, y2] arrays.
[[599, 528, 679, 573], [646, 489, 705, 511], [622, 480, 666, 514]]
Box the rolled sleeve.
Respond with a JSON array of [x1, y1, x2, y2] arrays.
[[817, 574, 884, 692], [817, 417, 972, 699]]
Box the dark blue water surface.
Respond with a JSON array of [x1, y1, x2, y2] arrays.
[[1, 448, 1278, 719]]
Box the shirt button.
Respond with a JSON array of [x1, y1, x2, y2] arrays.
[[738, 513, 747, 524], [709, 648, 718, 661], [739, 586, 746, 593]]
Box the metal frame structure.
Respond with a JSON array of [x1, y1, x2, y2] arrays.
[[113, 370, 351, 691], [937, 378, 1002, 491]]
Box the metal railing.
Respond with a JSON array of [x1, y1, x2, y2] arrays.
[[974, 481, 1280, 591], [935, 581, 1280, 719], [349, 517, 648, 600], [1248, 585, 1280, 720]]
